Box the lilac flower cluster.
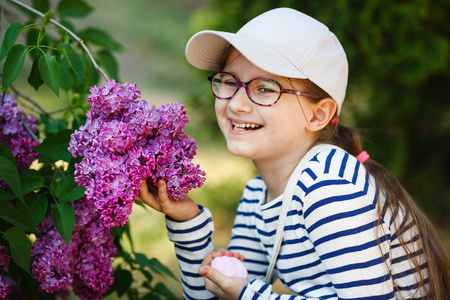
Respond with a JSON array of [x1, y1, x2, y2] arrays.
[[31, 198, 116, 300], [0, 93, 39, 190], [68, 79, 206, 227], [0, 246, 11, 299]]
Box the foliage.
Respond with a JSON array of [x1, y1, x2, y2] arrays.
[[0, 0, 179, 299], [186, 0, 450, 225]]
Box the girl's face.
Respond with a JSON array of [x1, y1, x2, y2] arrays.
[[215, 48, 318, 165]]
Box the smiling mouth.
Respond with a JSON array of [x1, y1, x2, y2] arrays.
[[232, 121, 262, 131]]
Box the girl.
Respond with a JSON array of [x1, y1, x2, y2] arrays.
[[137, 7, 450, 299]]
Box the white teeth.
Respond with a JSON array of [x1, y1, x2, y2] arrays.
[[232, 121, 261, 130]]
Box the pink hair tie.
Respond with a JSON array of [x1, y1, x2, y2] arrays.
[[331, 118, 339, 124], [356, 151, 370, 163]]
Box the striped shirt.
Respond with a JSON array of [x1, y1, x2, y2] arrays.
[[166, 144, 427, 299]]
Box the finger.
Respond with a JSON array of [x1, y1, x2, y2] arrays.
[[137, 180, 161, 210], [156, 180, 172, 209], [199, 265, 225, 286]]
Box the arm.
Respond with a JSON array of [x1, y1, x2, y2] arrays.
[[136, 180, 217, 299]]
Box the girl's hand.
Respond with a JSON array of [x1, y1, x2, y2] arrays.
[[199, 250, 249, 300], [135, 179, 199, 222]]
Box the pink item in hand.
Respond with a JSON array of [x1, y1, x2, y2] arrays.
[[211, 256, 248, 279]]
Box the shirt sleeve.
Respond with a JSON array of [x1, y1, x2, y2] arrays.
[[166, 205, 217, 300], [228, 200, 270, 279], [240, 173, 395, 299], [301, 172, 394, 299]]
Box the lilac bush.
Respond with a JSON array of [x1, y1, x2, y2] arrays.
[[31, 198, 116, 299], [69, 79, 206, 227], [0, 93, 39, 189]]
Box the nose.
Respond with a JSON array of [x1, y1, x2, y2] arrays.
[[227, 86, 252, 113]]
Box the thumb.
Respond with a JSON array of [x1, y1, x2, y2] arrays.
[[199, 265, 224, 285], [157, 180, 171, 207]]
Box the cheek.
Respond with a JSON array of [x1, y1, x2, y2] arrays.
[[215, 100, 228, 127]]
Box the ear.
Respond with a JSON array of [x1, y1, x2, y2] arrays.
[[307, 98, 337, 132]]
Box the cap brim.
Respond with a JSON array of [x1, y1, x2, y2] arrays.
[[185, 30, 308, 79]]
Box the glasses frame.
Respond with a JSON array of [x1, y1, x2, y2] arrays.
[[208, 72, 312, 107]]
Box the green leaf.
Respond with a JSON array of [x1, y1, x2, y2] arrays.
[[57, 0, 93, 18], [52, 201, 75, 245], [0, 189, 16, 204], [153, 282, 177, 298], [0, 156, 24, 203], [148, 258, 178, 280], [20, 169, 45, 195], [0, 202, 36, 232], [58, 57, 73, 91], [0, 22, 24, 61], [0, 142, 15, 164], [59, 174, 85, 202], [38, 55, 60, 97], [33, 129, 73, 162], [28, 54, 44, 91], [2, 44, 27, 95], [135, 252, 149, 270], [112, 269, 133, 297], [57, 44, 84, 83], [28, 194, 48, 226], [80, 27, 122, 52], [2, 227, 31, 276], [97, 50, 119, 81]]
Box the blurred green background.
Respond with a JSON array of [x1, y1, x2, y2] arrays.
[[2, 0, 449, 297]]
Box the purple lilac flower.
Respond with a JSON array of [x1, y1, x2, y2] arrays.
[[0, 246, 11, 299], [31, 198, 116, 299], [68, 79, 206, 227], [0, 94, 39, 190], [0, 277, 8, 299]]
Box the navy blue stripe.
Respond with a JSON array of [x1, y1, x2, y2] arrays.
[[324, 148, 336, 174], [279, 258, 322, 273], [392, 249, 424, 264], [279, 247, 315, 260], [245, 185, 264, 192], [228, 245, 265, 255], [307, 203, 375, 233], [301, 282, 333, 296], [339, 153, 349, 177], [231, 234, 260, 242], [176, 253, 203, 264], [302, 168, 317, 180], [304, 190, 366, 219], [334, 272, 391, 288], [352, 160, 360, 184], [167, 218, 211, 234], [284, 271, 327, 286], [172, 231, 213, 245], [320, 235, 389, 261], [314, 220, 378, 246], [327, 252, 390, 275], [305, 179, 350, 197], [175, 239, 210, 252]]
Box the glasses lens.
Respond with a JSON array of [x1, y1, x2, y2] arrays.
[[248, 79, 281, 105], [211, 73, 238, 99]]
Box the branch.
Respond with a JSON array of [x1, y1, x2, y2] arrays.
[[8, 82, 52, 119], [7, 0, 110, 82], [20, 114, 66, 179]]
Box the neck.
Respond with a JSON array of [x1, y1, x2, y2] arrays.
[[254, 142, 315, 203]]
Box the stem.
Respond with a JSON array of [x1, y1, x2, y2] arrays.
[[8, 82, 52, 119], [20, 114, 66, 179], [7, 0, 110, 82]]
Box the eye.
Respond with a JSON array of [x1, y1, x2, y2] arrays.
[[223, 80, 238, 88]]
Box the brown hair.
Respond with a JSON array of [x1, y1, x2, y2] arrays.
[[298, 78, 450, 299]]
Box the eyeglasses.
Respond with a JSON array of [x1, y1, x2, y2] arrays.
[[207, 72, 312, 107]]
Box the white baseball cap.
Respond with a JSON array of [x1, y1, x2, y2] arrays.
[[185, 7, 348, 114]]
